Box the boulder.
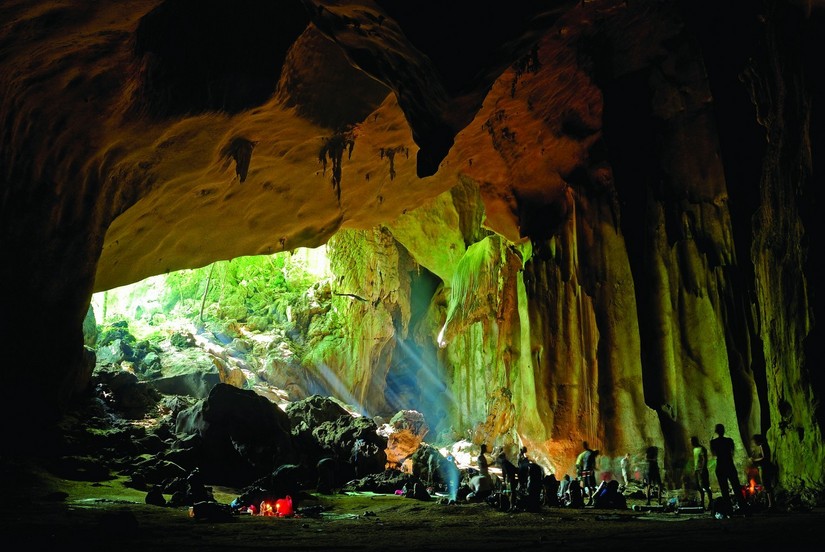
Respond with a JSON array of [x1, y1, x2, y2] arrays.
[[312, 414, 387, 479], [92, 368, 161, 419], [285, 394, 353, 433], [411, 444, 456, 488], [341, 468, 422, 494], [151, 347, 222, 398], [385, 410, 428, 472], [233, 463, 308, 508], [172, 383, 296, 486]]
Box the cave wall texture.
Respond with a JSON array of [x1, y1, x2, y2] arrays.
[[1, 0, 823, 495]]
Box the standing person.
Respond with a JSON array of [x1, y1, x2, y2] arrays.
[[710, 423, 743, 509], [643, 445, 663, 505], [751, 434, 775, 510], [351, 438, 367, 479], [517, 446, 530, 493], [495, 448, 519, 488], [585, 448, 600, 505], [575, 441, 589, 480], [477, 443, 490, 479], [691, 436, 713, 510], [620, 453, 632, 489], [524, 461, 545, 512], [495, 449, 519, 511], [575, 441, 598, 504]]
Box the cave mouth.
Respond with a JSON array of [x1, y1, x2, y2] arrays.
[[88, 245, 449, 434], [90, 246, 339, 406], [83, 244, 478, 497]]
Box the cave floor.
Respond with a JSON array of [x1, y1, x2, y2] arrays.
[[2, 461, 821, 551]]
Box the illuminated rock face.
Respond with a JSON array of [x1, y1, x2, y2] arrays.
[[0, 1, 822, 494]]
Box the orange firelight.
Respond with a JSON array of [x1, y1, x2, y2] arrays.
[[259, 501, 276, 516], [258, 496, 293, 517]]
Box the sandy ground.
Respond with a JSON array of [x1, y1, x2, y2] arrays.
[[2, 459, 821, 551]]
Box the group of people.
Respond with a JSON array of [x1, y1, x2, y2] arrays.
[[465, 442, 627, 511], [706, 423, 775, 511], [551, 473, 625, 509], [465, 423, 776, 514], [466, 444, 546, 511], [630, 424, 776, 511]]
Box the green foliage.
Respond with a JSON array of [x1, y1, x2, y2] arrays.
[[91, 249, 336, 395], [156, 253, 322, 323], [132, 338, 163, 359], [97, 320, 136, 348], [95, 250, 331, 346], [170, 332, 196, 349]]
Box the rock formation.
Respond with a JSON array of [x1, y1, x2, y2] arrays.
[[1, 0, 822, 498]]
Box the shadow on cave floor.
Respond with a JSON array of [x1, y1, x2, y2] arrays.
[[1, 459, 821, 551]]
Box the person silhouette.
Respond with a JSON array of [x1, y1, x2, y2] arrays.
[[467, 444, 493, 501], [709, 423, 743, 510], [575, 441, 598, 504], [751, 434, 775, 510], [517, 446, 530, 492], [690, 436, 713, 510], [557, 473, 571, 506], [643, 445, 663, 505], [543, 473, 561, 507], [565, 478, 585, 508], [620, 452, 632, 488], [593, 479, 627, 509], [477, 443, 490, 478]]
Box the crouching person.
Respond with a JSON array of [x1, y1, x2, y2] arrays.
[[466, 472, 493, 501], [593, 480, 627, 510]]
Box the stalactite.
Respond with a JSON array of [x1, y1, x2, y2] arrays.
[[222, 137, 256, 183], [319, 129, 356, 203], [379, 146, 409, 180]]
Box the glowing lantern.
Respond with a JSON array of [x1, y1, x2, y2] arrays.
[[275, 496, 293, 517]]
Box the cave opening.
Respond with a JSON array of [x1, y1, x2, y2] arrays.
[[89, 247, 340, 408], [88, 244, 452, 438]]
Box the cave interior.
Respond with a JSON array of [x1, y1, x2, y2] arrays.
[[0, 0, 824, 503]]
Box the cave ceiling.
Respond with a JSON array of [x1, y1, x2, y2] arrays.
[[0, 0, 628, 293]]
